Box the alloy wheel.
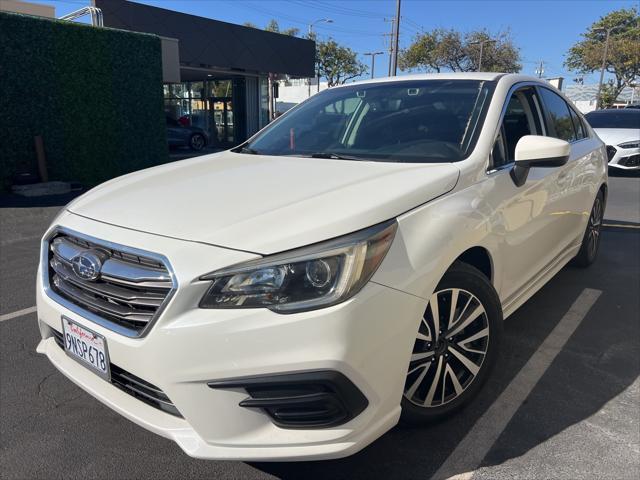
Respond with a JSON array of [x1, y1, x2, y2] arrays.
[[404, 288, 489, 408], [191, 134, 205, 150], [587, 196, 603, 260]]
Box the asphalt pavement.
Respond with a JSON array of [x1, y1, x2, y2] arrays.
[[1, 172, 638, 480]]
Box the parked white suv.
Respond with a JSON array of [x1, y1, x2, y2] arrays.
[[36, 73, 607, 461]]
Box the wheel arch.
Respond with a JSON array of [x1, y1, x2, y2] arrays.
[[452, 246, 493, 283], [599, 182, 608, 207]]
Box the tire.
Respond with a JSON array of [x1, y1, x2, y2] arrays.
[[189, 133, 206, 151], [400, 263, 502, 424], [572, 191, 604, 268]]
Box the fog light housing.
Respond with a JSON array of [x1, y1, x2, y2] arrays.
[[208, 371, 369, 428]]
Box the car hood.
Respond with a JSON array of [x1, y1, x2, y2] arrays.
[[67, 152, 459, 254], [592, 128, 640, 145]]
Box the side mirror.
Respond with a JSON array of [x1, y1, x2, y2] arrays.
[[510, 135, 570, 187]]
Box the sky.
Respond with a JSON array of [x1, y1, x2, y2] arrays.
[[43, 0, 638, 84]]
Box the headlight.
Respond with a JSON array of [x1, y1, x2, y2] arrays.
[[199, 220, 397, 313], [618, 140, 640, 149]]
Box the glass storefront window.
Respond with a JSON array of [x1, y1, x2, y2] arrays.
[[164, 83, 189, 98], [163, 79, 238, 147], [190, 82, 204, 99]]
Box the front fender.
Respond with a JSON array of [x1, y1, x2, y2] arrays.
[[371, 181, 503, 302]]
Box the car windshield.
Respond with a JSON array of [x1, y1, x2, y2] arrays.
[[585, 110, 640, 129], [239, 80, 495, 163]]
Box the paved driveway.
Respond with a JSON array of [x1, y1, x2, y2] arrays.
[[1, 174, 638, 480]]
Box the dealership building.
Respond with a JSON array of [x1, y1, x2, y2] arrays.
[[94, 0, 315, 146]]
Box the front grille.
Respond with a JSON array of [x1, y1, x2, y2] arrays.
[[606, 145, 617, 161], [46, 230, 174, 336], [619, 154, 640, 167], [50, 329, 182, 417]]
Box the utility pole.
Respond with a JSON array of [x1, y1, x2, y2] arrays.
[[595, 25, 621, 109], [364, 51, 384, 79], [383, 19, 394, 76], [470, 39, 496, 71], [307, 18, 333, 97], [535, 60, 545, 78], [390, 0, 402, 76]]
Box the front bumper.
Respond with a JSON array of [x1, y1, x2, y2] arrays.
[[607, 145, 640, 170], [36, 211, 425, 460]]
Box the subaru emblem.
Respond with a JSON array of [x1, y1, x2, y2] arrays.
[[71, 251, 103, 281]]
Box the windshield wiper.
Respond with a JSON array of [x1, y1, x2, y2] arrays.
[[309, 152, 368, 161]]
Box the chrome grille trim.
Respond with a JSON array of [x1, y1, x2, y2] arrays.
[[50, 258, 165, 308], [51, 237, 171, 288], [42, 226, 177, 338]]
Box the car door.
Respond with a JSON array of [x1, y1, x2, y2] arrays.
[[165, 116, 184, 146], [536, 86, 600, 246], [485, 85, 578, 304]]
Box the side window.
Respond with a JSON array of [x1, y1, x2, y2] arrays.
[[538, 88, 577, 142], [492, 90, 540, 169], [569, 107, 587, 140]]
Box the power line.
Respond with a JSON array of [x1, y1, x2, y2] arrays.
[[402, 17, 423, 33], [227, 1, 381, 36], [307, 0, 388, 19]]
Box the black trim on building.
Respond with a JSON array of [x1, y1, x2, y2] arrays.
[[94, 0, 315, 78]]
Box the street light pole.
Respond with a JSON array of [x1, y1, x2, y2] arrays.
[[470, 39, 496, 71], [595, 26, 621, 110], [364, 51, 384, 79], [308, 18, 333, 96]]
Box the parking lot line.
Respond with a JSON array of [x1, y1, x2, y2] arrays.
[[432, 288, 602, 480], [0, 306, 37, 322]]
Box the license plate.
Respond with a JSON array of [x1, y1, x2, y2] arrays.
[[62, 317, 110, 380]]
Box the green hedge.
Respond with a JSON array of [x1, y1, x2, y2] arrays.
[[0, 12, 168, 190]]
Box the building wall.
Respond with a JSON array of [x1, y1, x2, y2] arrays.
[[276, 80, 329, 113], [564, 84, 639, 113], [0, 0, 54, 17], [160, 36, 181, 83], [573, 100, 597, 114]]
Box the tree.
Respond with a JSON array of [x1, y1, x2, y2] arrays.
[[599, 82, 619, 109], [399, 28, 521, 73], [243, 22, 258, 29], [316, 39, 368, 87], [264, 19, 299, 37], [565, 8, 639, 104]]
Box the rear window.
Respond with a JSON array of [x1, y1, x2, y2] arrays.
[[538, 88, 577, 142], [585, 110, 640, 129]]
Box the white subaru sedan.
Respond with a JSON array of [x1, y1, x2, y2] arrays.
[[36, 73, 607, 461]]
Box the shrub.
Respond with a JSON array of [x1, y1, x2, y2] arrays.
[[0, 12, 168, 190]]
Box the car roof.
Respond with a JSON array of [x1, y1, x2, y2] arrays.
[[586, 109, 639, 115], [335, 72, 547, 89]]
